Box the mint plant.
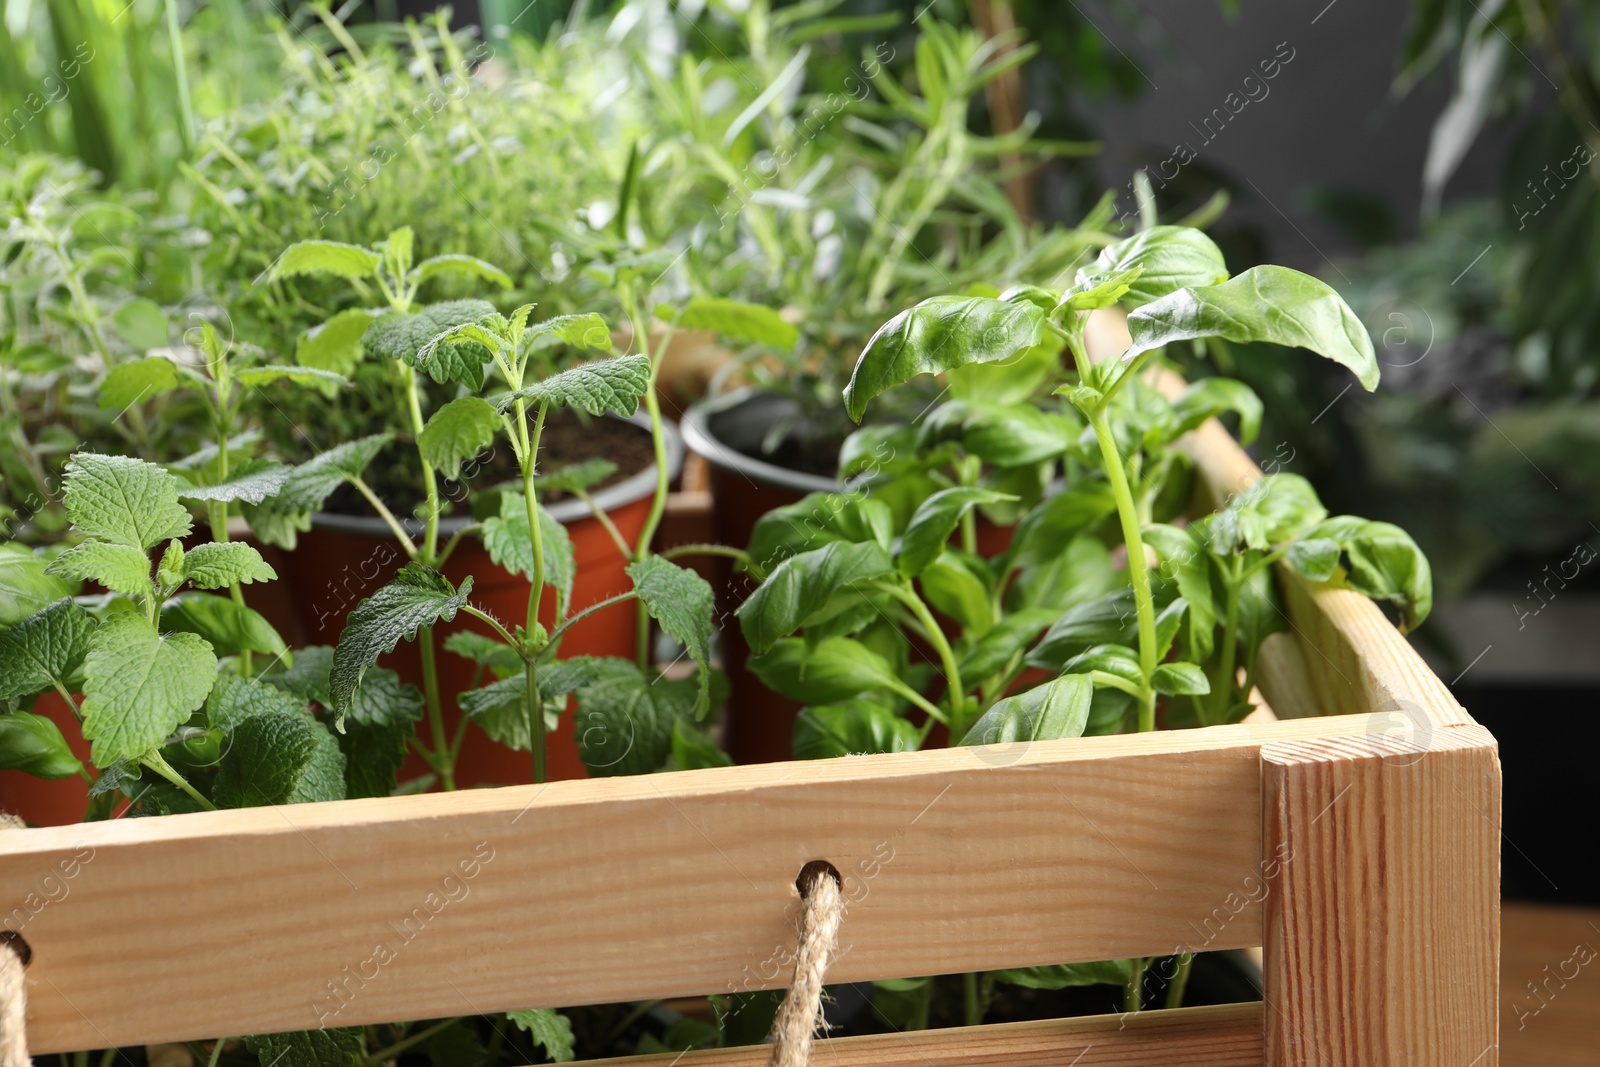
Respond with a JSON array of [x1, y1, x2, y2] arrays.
[[326, 302, 725, 784]]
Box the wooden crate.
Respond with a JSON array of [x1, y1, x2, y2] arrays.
[[0, 372, 1500, 1064]]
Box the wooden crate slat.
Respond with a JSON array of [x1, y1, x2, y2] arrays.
[[1262, 722, 1501, 1066], [1, 716, 1378, 1053], [570, 1003, 1265, 1067]]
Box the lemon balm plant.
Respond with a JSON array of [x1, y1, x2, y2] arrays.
[[734, 225, 1433, 1015], [324, 302, 724, 785]]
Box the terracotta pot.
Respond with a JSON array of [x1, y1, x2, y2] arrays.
[[282, 413, 683, 787], [680, 390, 839, 765], [0, 690, 91, 827]]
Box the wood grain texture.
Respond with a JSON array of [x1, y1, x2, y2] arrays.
[[571, 1003, 1265, 1067], [1, 715, 1375, 1053], [1262, 723, 1501, 1066]]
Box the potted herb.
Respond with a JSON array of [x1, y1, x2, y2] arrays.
[[728, 226, 1431, 1018]]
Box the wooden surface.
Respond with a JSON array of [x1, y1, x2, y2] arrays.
[[1499, 903, 1600, 1067], [5, 714, 1379, 1053], [1262, 724, 1501, 1066], [572, 1003, 1264, 1067]]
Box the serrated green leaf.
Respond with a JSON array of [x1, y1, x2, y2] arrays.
[[292, 722, 347, 802], [1151, 662, 1210, 696], [175, 462, 292, 505], [737, 541, 895, 654], [234, 365, 350, 390], [0, 598, 94, 700], [658, 297, 798, 349], [384, 226, 415, 276], [297, 308, 377, 376], [508, 1008, 576, 1063], [335, 667, 422, 799], [627, 555, 715, 712], [959, 674, 1092, 746], [443, 631, 523, 676], [112, 298, 169, 350], [206, 673, 307, 733], [897, 487, 1016, 576], [162, 593, 289, 660], [0, 711, 83, 778], [156, 540, 185, 590], [80, 612, 217, 765], [362, 300, 499, 389], [244, 1028, 363, 1067], [61, 453, 191, 549], [481, 492, 574, 620], [494, 354, 651, 417], [245, 435, 392, 549], [844, 296, 1047, 422], [214, 710, 318, 807], [98, 356, 178, 410], [1125, 266, 1379, 390], [261, 240, 381, 283], [1080, 226, 1229, 307], [177, 541, 276, 589], [45, 540, 152, 596], [263, 645, 334, 706], [329, 564, 473, 723], [669, 718, 734, 770], [419, 396, 501, 478], [460, 658, 599, 750], [573, 659, 695, 777]]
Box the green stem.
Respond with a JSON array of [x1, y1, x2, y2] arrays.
[[963, 971, 982, 1026], [575, 489, 632, 561], [1124, 956, 1149, 1013], [1209, 557, 1243, 727], [518, 400, 550, 785], [881, 581, 967, 734], [205, 1039, 226, 1067], [661, 543, 755, 569], [539, 591, 639, 657], [418, 626, 453, 791], [525, 657, 546, 785], [888, 680, 948, 726], [399, 364, 441, 562], [436, 523, 483, 568], [460, 604, 522, 651], [958, 455, 980, 555], [163, 0, 197, 155], [141, 752, 216, 811], [349, 475, 419, 559], [1165, 953, 1194, 1010], [361, 1017, 461, 1065], [1088, 407, 1157, 733], [621, 290, 674, 670]]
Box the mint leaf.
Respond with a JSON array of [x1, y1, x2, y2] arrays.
[[336, 667, 422, 799], [214, 711, 318, 807], [81, 612, 217, 765], [493, 354, 651, 416], [244, 1029, 363, 1067], [329, 563, 473, 723], [175, 462, 292, 505], [524, 313, 613, 351], [627, 555, 714, 713], [458, 658, 599, 751], [482, 493, 574, 620], [45, 540, 152, 596], [244, 435, 391, 549], [418, 396, 501, 479], [112, 298, 169, 350], [162, 593, 289, 660], [533, 458, 617, 494], [61, 453, 191, 549], [179, 541, 277, 589], [0, 599, 94, 701], [363, 300, 498, 389], [261, 240, 381, 283], [293, 722, 348, 802], [297, 308, 377, 376], [98, 356, 178, 410], [574, 659, 696, 777], [508, 1009, 575, 1063], [263, 645, 334, 706], [206, 673, 307, 733]]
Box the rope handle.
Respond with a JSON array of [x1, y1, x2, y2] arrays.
[[767, 861, 845, 1067], [1, 814, 30, 1067]]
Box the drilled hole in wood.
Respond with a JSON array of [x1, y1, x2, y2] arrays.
[[794, 859, 842, 899], [0, 931, 31, 968]]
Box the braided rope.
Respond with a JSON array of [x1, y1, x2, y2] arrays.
[[766, 865, 845, 1067]]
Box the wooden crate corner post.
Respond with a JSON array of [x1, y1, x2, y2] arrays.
[[1260, 722, 1501, 1066]]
